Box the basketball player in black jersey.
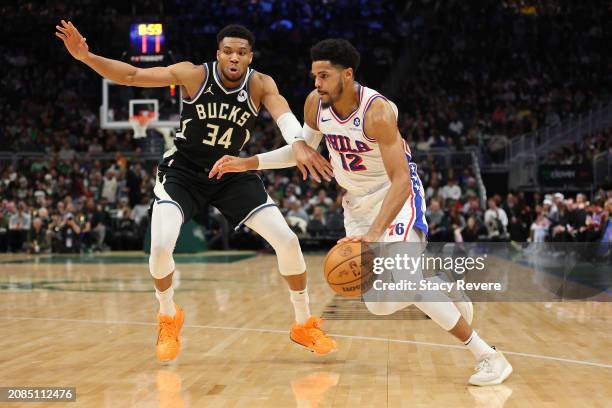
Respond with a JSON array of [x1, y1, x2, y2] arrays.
[[56, 20, 336, 363]]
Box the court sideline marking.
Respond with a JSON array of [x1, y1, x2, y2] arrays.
[[2, 315, 611, 369]]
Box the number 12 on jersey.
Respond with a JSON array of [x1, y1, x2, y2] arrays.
[[339, 153, 366, 172]]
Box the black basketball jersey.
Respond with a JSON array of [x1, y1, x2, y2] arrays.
[[174, 61, 259, 168]]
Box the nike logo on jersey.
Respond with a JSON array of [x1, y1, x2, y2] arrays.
[[321, 118, 331, 122], [203, 86, 214, 96]]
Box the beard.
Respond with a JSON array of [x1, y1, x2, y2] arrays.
[[321, 81, 344, 109]]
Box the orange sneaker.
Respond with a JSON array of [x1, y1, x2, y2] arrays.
[[156, 304, 184, 363], [290, 316, 337, 355]]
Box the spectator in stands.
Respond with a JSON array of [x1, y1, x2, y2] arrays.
[[112, 207, 139, 250], [425, 174, 441, 201], [88, 202, 110, 251], [0, 211, 8, 252], [59, 141, 76, 161], [548, 192, 564, 221], [519, 204, 535, 232], [309, 188, 333, 210], [132, 195, 152, 227], [502, 193, 520, 220], [24, 217, 50, 254], [325, 202, 345, 237], [448, 113, 464, 137], [530, 212, 550, 243], [101, 169, 118, 204], [8, 201, 31, 252], [460, 216, 483, 242], [125, 162, 143, 207], [549, 201, 574, 241], [426, 198, 448, 242], [484, 198, 508, 240], [50, 212, 81, 253], [462, 177, 478, 199], [115, 197, 131, 219], [307, 206, 327, 237], [462, 194, 483, 221], [286, 198, 309, 222], [440, 177, 462, 202], [448, 207, 465, 242], [508, 216, 528, 242]]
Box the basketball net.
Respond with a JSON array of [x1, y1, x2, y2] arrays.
[[129, 110, 156, 139]]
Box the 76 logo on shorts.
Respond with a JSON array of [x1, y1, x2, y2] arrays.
[[387, 222, 405, 236]]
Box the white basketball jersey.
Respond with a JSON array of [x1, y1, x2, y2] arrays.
[[317, 84, 428, 235]]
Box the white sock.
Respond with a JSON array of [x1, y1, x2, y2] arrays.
[[464, 331, 496, 361], [155, 286, 176, 317], [289, 288, 311, 325]]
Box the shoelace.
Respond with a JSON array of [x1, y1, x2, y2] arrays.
[[307, 318, 328, 344], [474, 357, 492, 373], [311, 317, 324, 329], [158, 318, 176, 342]]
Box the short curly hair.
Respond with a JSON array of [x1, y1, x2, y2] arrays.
[[310, 39, 360, 72], [217, 24, 255, 48]]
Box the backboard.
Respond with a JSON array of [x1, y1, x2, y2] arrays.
[[100, 79, 181, 130]]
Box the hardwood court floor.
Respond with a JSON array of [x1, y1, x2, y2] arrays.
[[0, 251, 610, 407]]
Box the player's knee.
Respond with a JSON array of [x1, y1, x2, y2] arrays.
[[149, 243, 175, 279], [276, 231, 306, 276], [365, 302, 400, 316], [278, 230, 300, 253], [413, 301, 461, 331]]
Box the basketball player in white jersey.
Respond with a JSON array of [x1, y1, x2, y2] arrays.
[[210, 39, 512, 386], [56, 20, 336, 363]]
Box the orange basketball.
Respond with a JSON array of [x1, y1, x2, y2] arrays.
[[323, 242, 374, 297]]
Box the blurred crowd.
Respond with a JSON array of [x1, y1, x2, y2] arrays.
[[392, 1, 611, 165], [544, 127, 612, 165], [1, 0, 611, 253], [426, 189, 612, 244], [0, 155, 154, 253]]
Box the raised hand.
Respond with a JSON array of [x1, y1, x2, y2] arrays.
[[55, 20, 89, 61]]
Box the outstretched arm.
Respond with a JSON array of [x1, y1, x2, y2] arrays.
[[209, 90, 332, 181], [55, 20, 202, 92], [258, 78, 331, 181], [207, 122, 325, 179]]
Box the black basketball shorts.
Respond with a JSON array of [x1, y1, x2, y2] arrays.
[[153, 150, 276, 227]]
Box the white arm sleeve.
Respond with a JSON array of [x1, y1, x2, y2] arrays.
[[276, 112, 303, 144], [256, 123, 324, 170]]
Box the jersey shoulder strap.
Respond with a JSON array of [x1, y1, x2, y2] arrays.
[[182, 63, 209, 105], [244, 69, 259, 115], [359, 86, 387, 117]]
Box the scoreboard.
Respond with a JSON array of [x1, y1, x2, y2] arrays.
[[129, 23, 166, 64]]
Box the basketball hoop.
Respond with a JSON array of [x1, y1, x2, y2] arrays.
[[129, 110, 156, 138]]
